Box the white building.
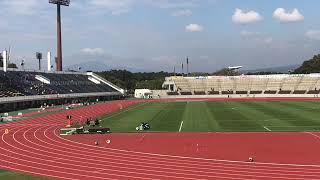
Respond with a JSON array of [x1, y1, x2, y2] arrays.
[[134, 89, 152, 99]]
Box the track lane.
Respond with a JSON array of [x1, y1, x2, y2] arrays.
[[1, 99, 320, 179]]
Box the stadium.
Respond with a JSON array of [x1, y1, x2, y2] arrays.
[[2, 66, 320, 179], [2, 1, 320, 180]]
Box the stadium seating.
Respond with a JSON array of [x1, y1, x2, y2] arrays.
[[163, 74, 320, 95], [0, 70, 121, 97], [295, 76, 317, 92]]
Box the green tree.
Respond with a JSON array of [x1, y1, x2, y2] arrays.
[[246, 71, 283, 75], [294, 54, 320, 74], [97, 70, 173, 94]]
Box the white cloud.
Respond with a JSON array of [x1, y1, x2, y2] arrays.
[[81, 48, 105, 55], [240, 30, 260, 37], [263, 37, 273, 44], [305, 30, 320, 41], [172, 9, 192, 17], [273, 8, 304, 23], [240, 30, 273, 44], [232, 8, 263, 25], [148, 0, 199, 9], [1, 0, 44, 15], [85, 0, 201, 16], [185, 24, 203, 32], [89, 0, 134, 15]]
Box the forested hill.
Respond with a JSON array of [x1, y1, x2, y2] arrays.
[[97, 70, 173, 94], [294, 54, 320, 74], [96, 54, 320, 93], [97, 70, 210, 93]]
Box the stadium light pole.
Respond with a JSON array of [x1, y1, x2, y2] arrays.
[[36, 52, 43, 71], [186, 57, 189, 77], [49, 0, 70, 72]]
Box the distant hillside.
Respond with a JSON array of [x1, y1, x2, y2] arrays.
[[66, 61, 146, 72], [241, 64, 300, 74], [66, 61, 111, 72], [97, 70, 173, 93], [294, 54, 320, 74]]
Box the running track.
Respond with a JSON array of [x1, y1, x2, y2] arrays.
[[1, 98, 320, 180]]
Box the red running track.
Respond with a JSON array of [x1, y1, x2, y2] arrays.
[[1, 98, 320, 179]]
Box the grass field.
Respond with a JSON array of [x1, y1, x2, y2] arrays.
[[0, 170, 51, 180], [100, 100, 320, 132]]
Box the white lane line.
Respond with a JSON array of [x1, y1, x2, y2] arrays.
[[104, 102, 148, 120], [179, 121, 184, 132], [263, 126, 271, 132], [305, 132, 320, 141]]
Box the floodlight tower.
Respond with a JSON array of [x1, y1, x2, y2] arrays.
[[49, 0, 70, 72], [36, 52, 43, 71]]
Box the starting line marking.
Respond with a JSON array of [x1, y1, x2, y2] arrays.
[[179, 121, 184, 132], [263, 126, 271, 132]]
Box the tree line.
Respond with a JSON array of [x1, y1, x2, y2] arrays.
[[97, 70, 174, 94], [97, 53, 320, 93], [294, 54, 320, 74]]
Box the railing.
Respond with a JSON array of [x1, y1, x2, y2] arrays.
[[0, 92, 121, 104], [0, 68, 84, 75], [88, 72, 124, 94], [35, 75, 51, 84]]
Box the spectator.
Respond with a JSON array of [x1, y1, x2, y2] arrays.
[[95, 119, 100, 126]]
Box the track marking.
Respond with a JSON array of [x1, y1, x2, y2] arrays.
[[4, 100, 320, 180], [51, 127, 320, 179], [104, 102, 148, 120], [179, 121, 184, 132], [305, 132, 320, 141], [57, 125, 320, 169], [263, 126, 271, 132]]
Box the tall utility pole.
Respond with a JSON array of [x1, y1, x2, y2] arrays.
[[57, 4, 62, 71], [186, 57, 189, 77], [2, 51, 7, 72], [181, 63, 184, 76], [49, 0, 70, 72]]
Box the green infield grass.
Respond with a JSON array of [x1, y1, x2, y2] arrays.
[[0, 170, 51, 180], [100, 100, 320, 132]]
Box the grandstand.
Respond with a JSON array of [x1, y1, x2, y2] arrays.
[[162, 74, 320, 97], [0, 68, 124, 112]]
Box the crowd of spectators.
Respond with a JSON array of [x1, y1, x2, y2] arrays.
[[0, 70, 117, 97]]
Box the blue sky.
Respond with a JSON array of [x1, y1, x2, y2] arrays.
[[1, 0, 320, 72]]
